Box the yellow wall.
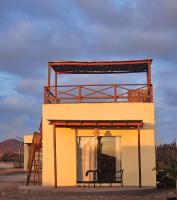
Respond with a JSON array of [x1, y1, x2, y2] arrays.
[[24, 134, 33, 144], [24, 135, 33, 171], [56, 128, 76, 186], [42, 103, 156, 187]]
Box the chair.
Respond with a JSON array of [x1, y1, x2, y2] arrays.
[[85, 170, 99, 187]]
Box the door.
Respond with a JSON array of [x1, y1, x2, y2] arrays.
[[77, 136, 121, 183]]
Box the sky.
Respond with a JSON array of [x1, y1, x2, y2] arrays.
[[0, 0, 177, 143]]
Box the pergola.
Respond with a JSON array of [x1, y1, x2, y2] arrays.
[[45, 59, 153, 103], [47, 59, 152, 86]]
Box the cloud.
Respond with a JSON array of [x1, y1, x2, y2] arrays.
[[75, 0, 177, 31], [0, 94, 41, 139], [0, 72, 20, 96], [0, 117, 31, 140], [16, 78, 45, 97]]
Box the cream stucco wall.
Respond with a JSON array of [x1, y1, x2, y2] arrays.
[[24, 135, 33, 171], [42, 103, 156, 187]]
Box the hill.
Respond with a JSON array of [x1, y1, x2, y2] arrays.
[[0, 139, 21, 158]]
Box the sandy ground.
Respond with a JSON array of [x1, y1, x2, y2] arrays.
[[0, 169, 176, 200], [0, 172, 26, 194], [0, 162, 24, 175], [0, 162, 14, 169]]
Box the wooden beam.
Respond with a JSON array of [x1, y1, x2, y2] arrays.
[[49, 120, 143, 128], [53, 124, 57, 188], [49, 59, 152, 66], [138, 125, 142, 188]]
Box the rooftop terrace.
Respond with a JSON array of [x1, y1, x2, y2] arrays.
[[44, 59, 153, 103]]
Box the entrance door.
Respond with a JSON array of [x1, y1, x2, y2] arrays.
[[77, 136, 121, 183]]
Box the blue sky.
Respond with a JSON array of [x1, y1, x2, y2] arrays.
[[0, 0, 177, 143]]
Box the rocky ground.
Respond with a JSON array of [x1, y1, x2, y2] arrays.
[[0, 170, 176, 200]]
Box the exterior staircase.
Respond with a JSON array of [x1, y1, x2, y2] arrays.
[[26, 121, 42, 185]]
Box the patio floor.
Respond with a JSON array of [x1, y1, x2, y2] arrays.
[[18, 185, 156, 196]]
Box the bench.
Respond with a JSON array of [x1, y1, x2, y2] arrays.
[[85, 169, 124, 187]]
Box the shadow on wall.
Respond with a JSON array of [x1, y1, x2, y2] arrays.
[[121, 144, 156, 186]]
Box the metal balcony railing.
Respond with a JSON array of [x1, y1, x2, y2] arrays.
[[44, 84, 153, 104]]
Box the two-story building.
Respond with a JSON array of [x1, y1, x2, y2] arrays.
[[26, 59, 156, 188]]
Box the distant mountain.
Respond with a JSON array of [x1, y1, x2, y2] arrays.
[[0, 139, 21, 158]]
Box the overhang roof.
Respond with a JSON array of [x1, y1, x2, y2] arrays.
[[48, 59, 152, 74], [48, 120, 143, 128]]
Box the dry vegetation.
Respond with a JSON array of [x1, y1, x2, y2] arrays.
[[156, 140, 177, 169]]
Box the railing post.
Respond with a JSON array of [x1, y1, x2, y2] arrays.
[[114, 84, 117, 102], [48, 63, 51, 87], [146, 84, 151, 102], [54, 86, 57, 103], [150, 84, 153, 102], [78, 85, 82, 102], [44, 87, 46, 104], [55, 72, 57, 101]]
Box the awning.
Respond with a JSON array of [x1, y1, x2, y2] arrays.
[[48, 119, 143, 128]]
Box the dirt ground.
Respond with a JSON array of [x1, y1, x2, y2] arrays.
[[0, 170, 176, 200], [1, 189, 176, 200]]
